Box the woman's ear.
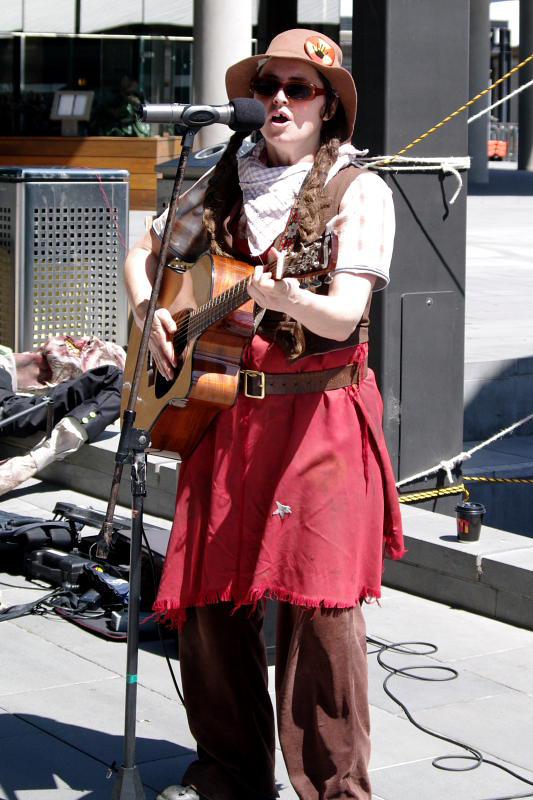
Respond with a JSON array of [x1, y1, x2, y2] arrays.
[[322, 95, 339, 122]]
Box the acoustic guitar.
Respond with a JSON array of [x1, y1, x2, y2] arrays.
[[122, 235, 337, 459]]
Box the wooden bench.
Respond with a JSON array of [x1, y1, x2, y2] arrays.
[[0, 136, 182, 210]]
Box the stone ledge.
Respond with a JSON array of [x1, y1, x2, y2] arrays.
[[2, 427, 533, 631], [0, 422, 179, 520], [463, 357, 533, 440], [385, 504, 533, 631]]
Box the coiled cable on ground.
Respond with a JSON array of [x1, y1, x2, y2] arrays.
[[367, 635, 533, 799]]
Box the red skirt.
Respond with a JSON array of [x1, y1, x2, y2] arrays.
[[154, 337, 405, 628]]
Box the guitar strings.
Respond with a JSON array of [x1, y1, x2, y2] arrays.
[[169, 277, 250, 347], [167, 263, 267, 345], [161, 243, 328, 353]]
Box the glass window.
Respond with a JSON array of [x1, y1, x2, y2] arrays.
[[0, 33, 194, 135], [139, 39, 191, 105], [0, 37, 14, 93], [0, 37, 15, 135], [91, 39, 144, 135]]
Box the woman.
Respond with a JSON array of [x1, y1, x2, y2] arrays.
[[125, 28, 404, 800]]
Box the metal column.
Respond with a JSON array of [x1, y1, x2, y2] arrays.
[[353, 0, 469, 511], [469, 0, 490, 184], [518, 0, 533, 170], [192, 0, 253, 150]]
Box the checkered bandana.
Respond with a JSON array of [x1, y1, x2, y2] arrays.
[[237, 141, 312, 256], [237, 141, 367, 256]]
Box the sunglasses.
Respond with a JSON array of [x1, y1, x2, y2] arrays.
[[250, 77, 330, 102]]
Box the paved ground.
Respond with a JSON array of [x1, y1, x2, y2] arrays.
[[2, 535, 533, 800], [465, 167, 533, 364]]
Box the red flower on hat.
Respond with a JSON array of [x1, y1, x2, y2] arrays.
[[304, 36, 335, 67]]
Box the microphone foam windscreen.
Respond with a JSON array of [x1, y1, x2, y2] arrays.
[[229, 98, 266, 131]]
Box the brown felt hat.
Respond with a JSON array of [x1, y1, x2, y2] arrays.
[[225, 28, 357, 142]]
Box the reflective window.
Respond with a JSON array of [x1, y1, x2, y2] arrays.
[[140, 39, 191, 105], [0, 34, 193, 135], [0, 37, 15, 135]]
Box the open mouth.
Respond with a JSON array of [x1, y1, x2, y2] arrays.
[[271, 112, 290, 124]]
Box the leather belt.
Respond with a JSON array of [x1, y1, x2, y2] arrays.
[[240, 361, 367, 399]]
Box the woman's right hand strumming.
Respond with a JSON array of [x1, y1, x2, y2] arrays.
[[146, 307, 177, 381]]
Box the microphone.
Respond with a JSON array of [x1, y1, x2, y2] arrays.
[[139, 97, 265, 131]]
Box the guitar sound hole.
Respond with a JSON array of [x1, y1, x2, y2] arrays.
[[154, 309, 190, 399]]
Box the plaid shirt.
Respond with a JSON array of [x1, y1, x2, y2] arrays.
[[152, 161, 395, 290]]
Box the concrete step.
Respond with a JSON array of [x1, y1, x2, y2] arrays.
[[3, 421, 532, 530], [0, 422, 179, 521], [385, 503, 533, 632], [3, 424, 532, 537], [462, 434, 533, 536], [1, 463, 533, 635], [464, 356, 533, 441]]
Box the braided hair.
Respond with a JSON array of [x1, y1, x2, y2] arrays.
[[203, 130, 248, 255]]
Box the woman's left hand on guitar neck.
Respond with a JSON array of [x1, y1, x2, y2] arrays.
[[247, 248, 376, 343]]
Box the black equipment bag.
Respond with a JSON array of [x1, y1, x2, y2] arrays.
[[0, 512, 73, 557]]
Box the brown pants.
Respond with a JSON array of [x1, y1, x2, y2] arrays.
[[179, 601, 371, 800]]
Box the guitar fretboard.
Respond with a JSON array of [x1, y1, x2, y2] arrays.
[[187, 278, 250, 340]]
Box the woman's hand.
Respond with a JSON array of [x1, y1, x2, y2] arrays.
[[248, 248, 376, 341], [143, 307, 177, 381], [247, 263, 302, 313]]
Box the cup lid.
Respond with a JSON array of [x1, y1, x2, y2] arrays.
[[455, 502, 486, 513]]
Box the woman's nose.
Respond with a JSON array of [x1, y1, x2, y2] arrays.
[[273, 87, 289, 104]]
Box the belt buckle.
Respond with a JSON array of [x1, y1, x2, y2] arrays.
[[243, 370, 266, 399]]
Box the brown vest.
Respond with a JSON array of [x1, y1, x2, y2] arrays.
[[221, 163, 372, 361]]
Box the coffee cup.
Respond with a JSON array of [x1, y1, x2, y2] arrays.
[[455, 501, 486, 542]]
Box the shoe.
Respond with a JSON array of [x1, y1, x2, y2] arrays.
[[156, 786, 202, 800]]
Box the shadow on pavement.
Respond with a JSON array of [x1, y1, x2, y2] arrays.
[[0, 711, 195, 799]]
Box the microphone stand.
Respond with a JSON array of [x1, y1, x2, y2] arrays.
[[97, 125, 198, 800]]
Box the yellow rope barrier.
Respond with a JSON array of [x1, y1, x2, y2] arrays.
[[379, 52, 533, 166], [398, 484, 469, 504], [464, 475, 533, 485], [398, 476, 533, 504]]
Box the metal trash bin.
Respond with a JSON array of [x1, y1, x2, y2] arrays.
[[0, 167, 129, 351]]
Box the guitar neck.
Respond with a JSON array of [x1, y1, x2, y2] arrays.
[[188, 277, 250, 341]]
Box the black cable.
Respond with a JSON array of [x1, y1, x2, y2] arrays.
[[140, 524, 186, 706], [0, 579, 52, 590], [46, 596, 107, 619], [0, 587, 71, 621], [367, 635, 533, 800]]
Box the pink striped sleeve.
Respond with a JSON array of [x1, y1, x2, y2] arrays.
[[329, 171, 395, 291]]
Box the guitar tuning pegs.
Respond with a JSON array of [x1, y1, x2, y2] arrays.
[[323, 273, 334, 284], [299, 278, 311, 288], [309, 278, 322, 288]]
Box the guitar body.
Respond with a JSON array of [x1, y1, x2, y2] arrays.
[[122, 253, 255, 459]]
